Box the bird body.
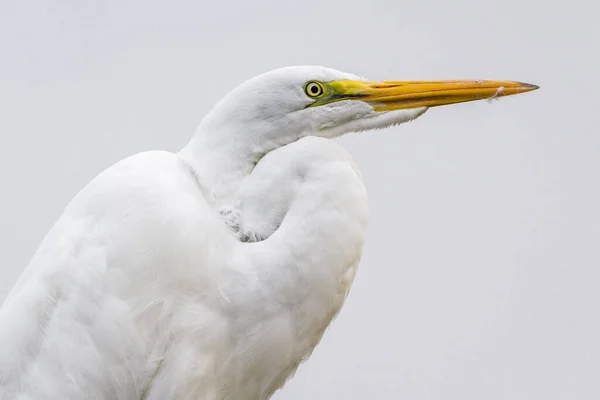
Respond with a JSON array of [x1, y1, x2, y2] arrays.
[[0, 138, 367, 399], [0, 66, 537, 399]]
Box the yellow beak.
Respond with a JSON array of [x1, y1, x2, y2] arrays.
[[328, 79, 539, 111]]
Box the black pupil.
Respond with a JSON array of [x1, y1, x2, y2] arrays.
[[310, 85, 319, 94]]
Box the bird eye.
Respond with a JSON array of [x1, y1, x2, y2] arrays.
[[304, 81, 325, 98]]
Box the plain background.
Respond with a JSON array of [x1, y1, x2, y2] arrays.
[[1, 0, 598, 399]]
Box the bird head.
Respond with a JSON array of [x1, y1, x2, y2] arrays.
[[198, 65, 538, 152], [184, 65, 538, 203]]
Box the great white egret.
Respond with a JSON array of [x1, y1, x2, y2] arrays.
[[0, 66, 537, 399]]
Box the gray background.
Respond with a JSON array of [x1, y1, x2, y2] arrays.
[[1, 0, 598, 399]]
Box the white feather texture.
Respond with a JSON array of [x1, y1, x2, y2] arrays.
[[0, 66, 428, 399]]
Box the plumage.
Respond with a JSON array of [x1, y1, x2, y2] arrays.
[[0, 65, 537, 399]]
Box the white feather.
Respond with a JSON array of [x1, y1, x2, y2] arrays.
[[0, 65, 430, 399]]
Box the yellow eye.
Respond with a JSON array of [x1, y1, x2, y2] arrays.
[[304, 81, 325, 98]]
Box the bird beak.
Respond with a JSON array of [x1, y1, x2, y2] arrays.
[[329, 79, 539, 111]]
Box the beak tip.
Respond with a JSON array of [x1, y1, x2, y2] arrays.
[[521, 82, 540, 91]]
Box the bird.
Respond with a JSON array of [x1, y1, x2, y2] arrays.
[[0, 65, 537, 400]]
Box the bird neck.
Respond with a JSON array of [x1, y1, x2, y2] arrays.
[[226, 136, 369, 363], [178, 127, 263, 205], [178, 109, 303, 205]]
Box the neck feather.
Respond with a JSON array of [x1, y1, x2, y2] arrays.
[[178, 116, 269, 204], [178, 115, 303, 205]]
